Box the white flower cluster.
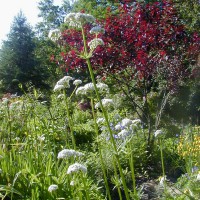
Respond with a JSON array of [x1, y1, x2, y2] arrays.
[[118, 129, 130, 138], [154, 130, 163, 137], [38, 134, 45, 142], [95, 98, 114, 109], [197, 173, 200, 181], [48, 184, 58, 192], [88, 38, 104, 50], [67, 163, 87, 174], [73, 79, 82, 86], [159, 175, 167, 186], [53, 76, 73, 92], [75, 82, 95, 96], [64, 12, 95, 28], [115, 118, 141, 139], [96, 117, 105, 124], [48, 29, 61, 42], [57, 149, 84, 159], [76, 82, 109, 96], [96, 82, 109, 93], [90, 25, 105, 34]]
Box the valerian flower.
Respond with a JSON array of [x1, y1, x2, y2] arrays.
[[96, 117, 105, 124], [90, 25, 105, 34], [154, 130, 163, 137], [67, 163, 87, 174], [118, 129, 130, 139], [84, 83, 95, 93], [75, 86, 86, 95], [53, 76, 73, 92], [57, 94, 64, 99], [95, 98, 114, 109], [73, 79, 82, 86], [38, 134, 45, 142], [102, 98, 114, 107], [57, 149, 84, 159], [96, 82, 109, 93], [48, 29, 61, 42], [197, 173, 200, 181], [53, 84, 65, 92], [121, 118, 133, 127], [57, 76, 73, 87], [115, 124, 122, 131], [159, 176, 167, 186], [88, 38, 104, 51], [65, 12, 95, 27], [132, 119, 141, 124], [48, 184, 58, 192], [76, 83, 95, 96]]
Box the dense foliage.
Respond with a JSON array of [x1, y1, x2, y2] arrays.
[[0, 12, 49, 94], [0, 0, 200, 199]]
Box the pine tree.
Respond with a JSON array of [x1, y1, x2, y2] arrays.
[[0, 11, 48, 94]]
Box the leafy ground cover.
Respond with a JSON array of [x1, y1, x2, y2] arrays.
[[0, 77, 200, 200]]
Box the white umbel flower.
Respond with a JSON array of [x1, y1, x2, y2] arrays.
[[88, 38, 104, 50], [96, 82, 109, 93], [132, 119, 141, 124], [115, 124, 122, 131], [102, 98, 114, 107], [121, 118, 133, 127], [95, 98, 113, 109], [118, 129, 130, 138], [48, 29, 61, 42], [159, 176, 167, 186], [90, 26, 105, 34], [73, 79, 82, 86], [96, 117, 105, 124], [54, 76, 73, 92], [57, 76, 73, 87], [57, 149, 84, 159], [67, 163, 87, 174], [53, 84, 65, 92], [197, 173, 200, 181], [65, 12, 95, 27], [48, 184, 58, 192], [154, 130, 163, 137], [76, 86, 86, 95], [84, 83, 95, 93]]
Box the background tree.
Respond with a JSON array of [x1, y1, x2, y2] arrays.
[[0, 11, 49, 94], [36, 0, 73, 38], [57, 1, 199, 141], [173, 0, 200, 33]]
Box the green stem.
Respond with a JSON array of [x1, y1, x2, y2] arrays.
[[81, 173, 90, 200], [91, 98, 112, 200], [113, 158, 123, 200], [81, 26, 130, 200], [160, 139, 166, 192], [63, 90, 76, 149], [129, 148, 137, 198]]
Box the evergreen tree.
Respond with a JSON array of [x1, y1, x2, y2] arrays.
[[36, 0, 73, 38], [0, 11, 49, 94]]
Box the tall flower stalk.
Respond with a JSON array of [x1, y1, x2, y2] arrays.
[[91, 98, 112, 200], [78, 16, 130, 200], [63, 89, 76, 149], [155, 130, 166, 193]]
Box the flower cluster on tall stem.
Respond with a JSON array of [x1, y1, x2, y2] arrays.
[[64, 12, 131, 200]]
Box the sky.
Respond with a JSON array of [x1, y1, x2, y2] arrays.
[[0, 0, 63, 47]]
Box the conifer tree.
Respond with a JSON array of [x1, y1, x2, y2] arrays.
[[0, 11, 48, 94]]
